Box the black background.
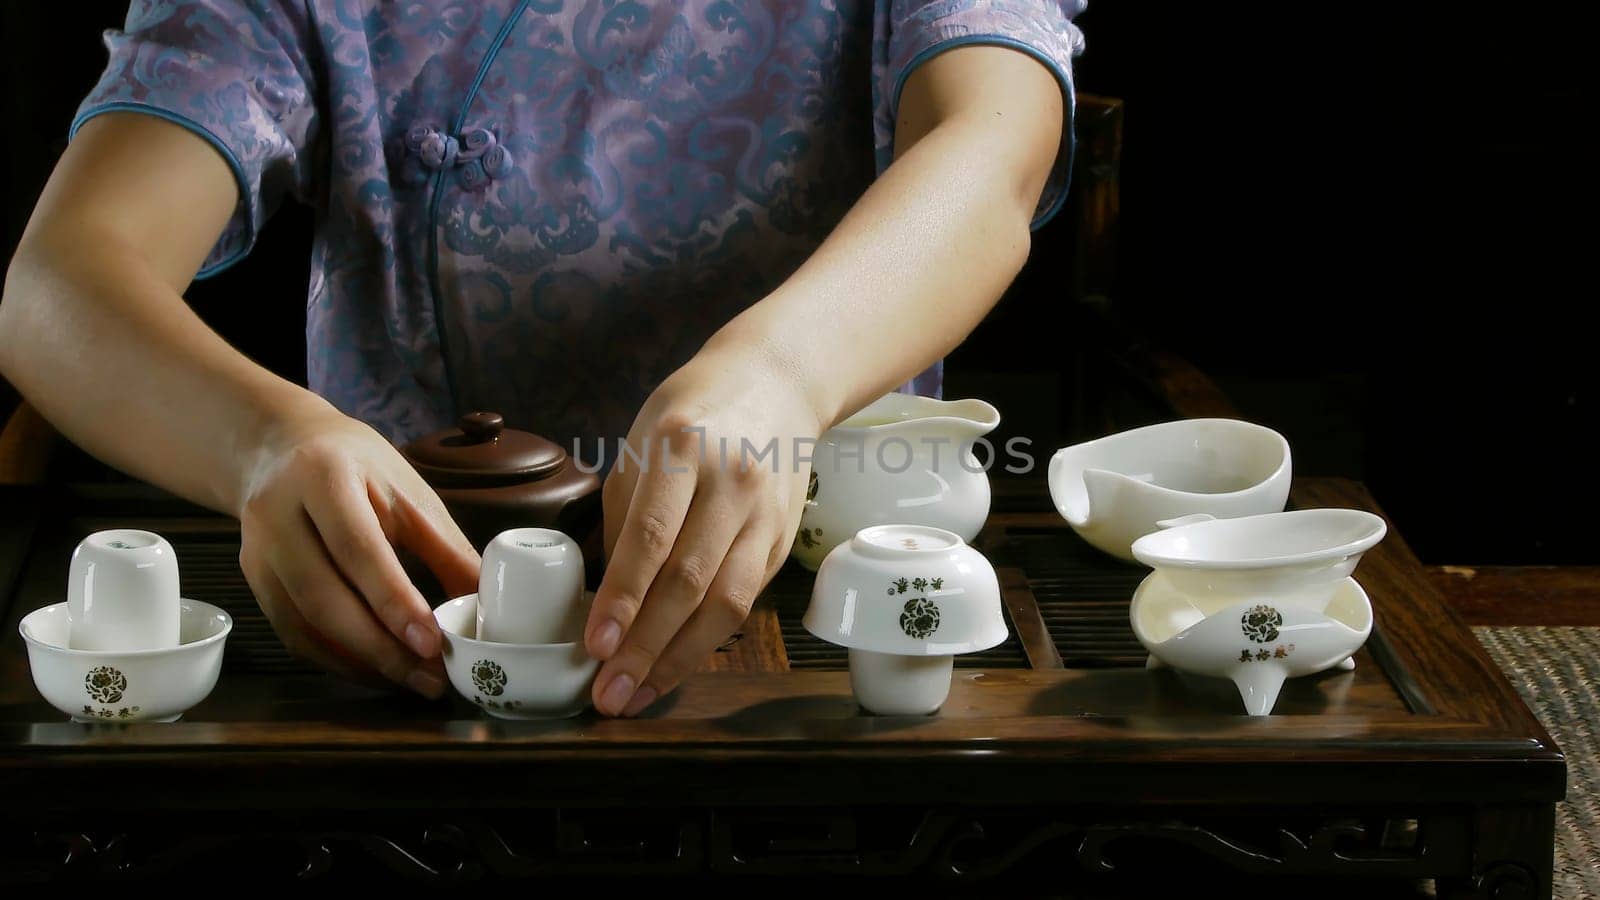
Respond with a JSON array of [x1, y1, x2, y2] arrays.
[[1, 2, 1591, 563]]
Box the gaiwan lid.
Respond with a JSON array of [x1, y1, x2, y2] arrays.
[[803, 525, 1008, 656], [402, 412, 568, 489]]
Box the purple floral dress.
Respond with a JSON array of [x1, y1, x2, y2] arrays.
[[75, 0, 1085, 458]]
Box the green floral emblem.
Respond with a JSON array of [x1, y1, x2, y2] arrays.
[[1240, 605, 1283, 644], [900, 597, 941, 639], [471, 659, 507, 697], [888, 576, 946, 639], [84, 666, 127, 704]]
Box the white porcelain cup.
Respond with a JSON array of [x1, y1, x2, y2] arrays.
[[477, 528, 587, 644], [66, 529, 181, 651], [848, 648, 954, 716]]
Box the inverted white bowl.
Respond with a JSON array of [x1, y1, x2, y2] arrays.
[[1131, 509, 1387, 614], [434, 593, 600, 719], [1131, 572, 1373, 715], [1048, 418, 1291, 562], [20, 599, 231, 723], [804, 524, 1007, 656]]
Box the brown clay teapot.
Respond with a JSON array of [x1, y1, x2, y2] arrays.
[[401, 412, 601, 558]]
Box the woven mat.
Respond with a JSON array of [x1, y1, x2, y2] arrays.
[[1475, 627, 1600, 898]]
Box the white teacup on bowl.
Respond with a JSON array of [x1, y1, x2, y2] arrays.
[[1048, 418, 1292, 562], [478, 528, 586, 644], [435, 593, 600, 719], [804, 524, 1008, 715], [67, 529, 180, 651], [22, 598, 232, 722]]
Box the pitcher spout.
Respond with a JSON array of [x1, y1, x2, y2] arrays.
[[833, 393, 999, 440], [1080, 467, 1136, 526]]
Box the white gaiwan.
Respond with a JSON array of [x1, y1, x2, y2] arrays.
[[1128, 508, 1387, 715], [1048, 418, 1291, 562], [805, 524, 1007, 715], [435, 526, 599, 719], [21, 598, 232, 723], [434, 594, 600, 719], [792, 393, 999, 570]]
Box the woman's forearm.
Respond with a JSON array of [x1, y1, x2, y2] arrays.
[[1, 239, 328, 514], [0, 114, 329, 515], [703, 45, 1065, 429]]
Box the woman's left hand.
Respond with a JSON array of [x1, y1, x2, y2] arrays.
[[585, 342, 819, 716]]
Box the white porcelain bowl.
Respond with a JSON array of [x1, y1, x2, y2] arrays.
[[1131, 572, 1373, 715], [1048, 418, 1291, 562], [805, 524, 1007, 656], [805, 524, 1007, 716], [1131, 508, 1387, 614], [20, 599, 231, 723], [792, 393, 998, 570], [435, 593, 600, 719]]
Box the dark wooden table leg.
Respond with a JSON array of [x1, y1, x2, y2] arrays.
[[1438, 804, 1557, 900]]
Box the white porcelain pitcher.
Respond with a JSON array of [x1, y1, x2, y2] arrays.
[[1048, 418, 1292, 562], [791, 393, 999, 570]]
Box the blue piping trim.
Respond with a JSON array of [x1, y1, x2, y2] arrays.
[[890, 35, 1078, 232], [425, 0, 531, 415], [69, 102, 256, 279]]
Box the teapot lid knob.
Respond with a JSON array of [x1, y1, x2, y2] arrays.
[[458, 411, 504, 443]]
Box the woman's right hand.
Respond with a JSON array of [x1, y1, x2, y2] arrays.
[[237, 405, 480, 697]]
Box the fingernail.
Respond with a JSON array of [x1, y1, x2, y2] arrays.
[[621, 685, 657, 718], [600, 673, 636, 716], [405, 622, 435, 657], [592, 619, 622, 658], [407, 668, 445, 698]]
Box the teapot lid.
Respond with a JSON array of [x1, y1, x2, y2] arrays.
[[402, 412, 567, 487]]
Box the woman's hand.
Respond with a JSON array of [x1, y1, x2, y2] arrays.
[[586, 343, 819, 716], [0, 113, 477, 699], [238, 404, 480, 698]]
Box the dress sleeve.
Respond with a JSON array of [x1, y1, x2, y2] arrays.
[[70, 0, 321, 278], [873, 0, 1087, 230]]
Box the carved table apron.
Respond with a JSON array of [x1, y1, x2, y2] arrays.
[[0, 479, 1565, 893]]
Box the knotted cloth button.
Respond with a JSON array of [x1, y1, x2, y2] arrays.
[[458, 159, 488, 192], [404, 123, 433, 152], [482, 144, 514, 179], [418, 132, 459, 169], [458, 127, 497, 161]]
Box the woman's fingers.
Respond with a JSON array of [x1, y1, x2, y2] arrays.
[[592, 481, 747, 716], [269, 509, 446, 698], [304, 475, 440, 658], [586, 432, 700, 661], [388, 478, 481, 599], [244, 561, 390, 689], [622, 523, 768, 716]]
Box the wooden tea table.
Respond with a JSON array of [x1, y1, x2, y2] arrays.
[[0, 478, 1565, 894]]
